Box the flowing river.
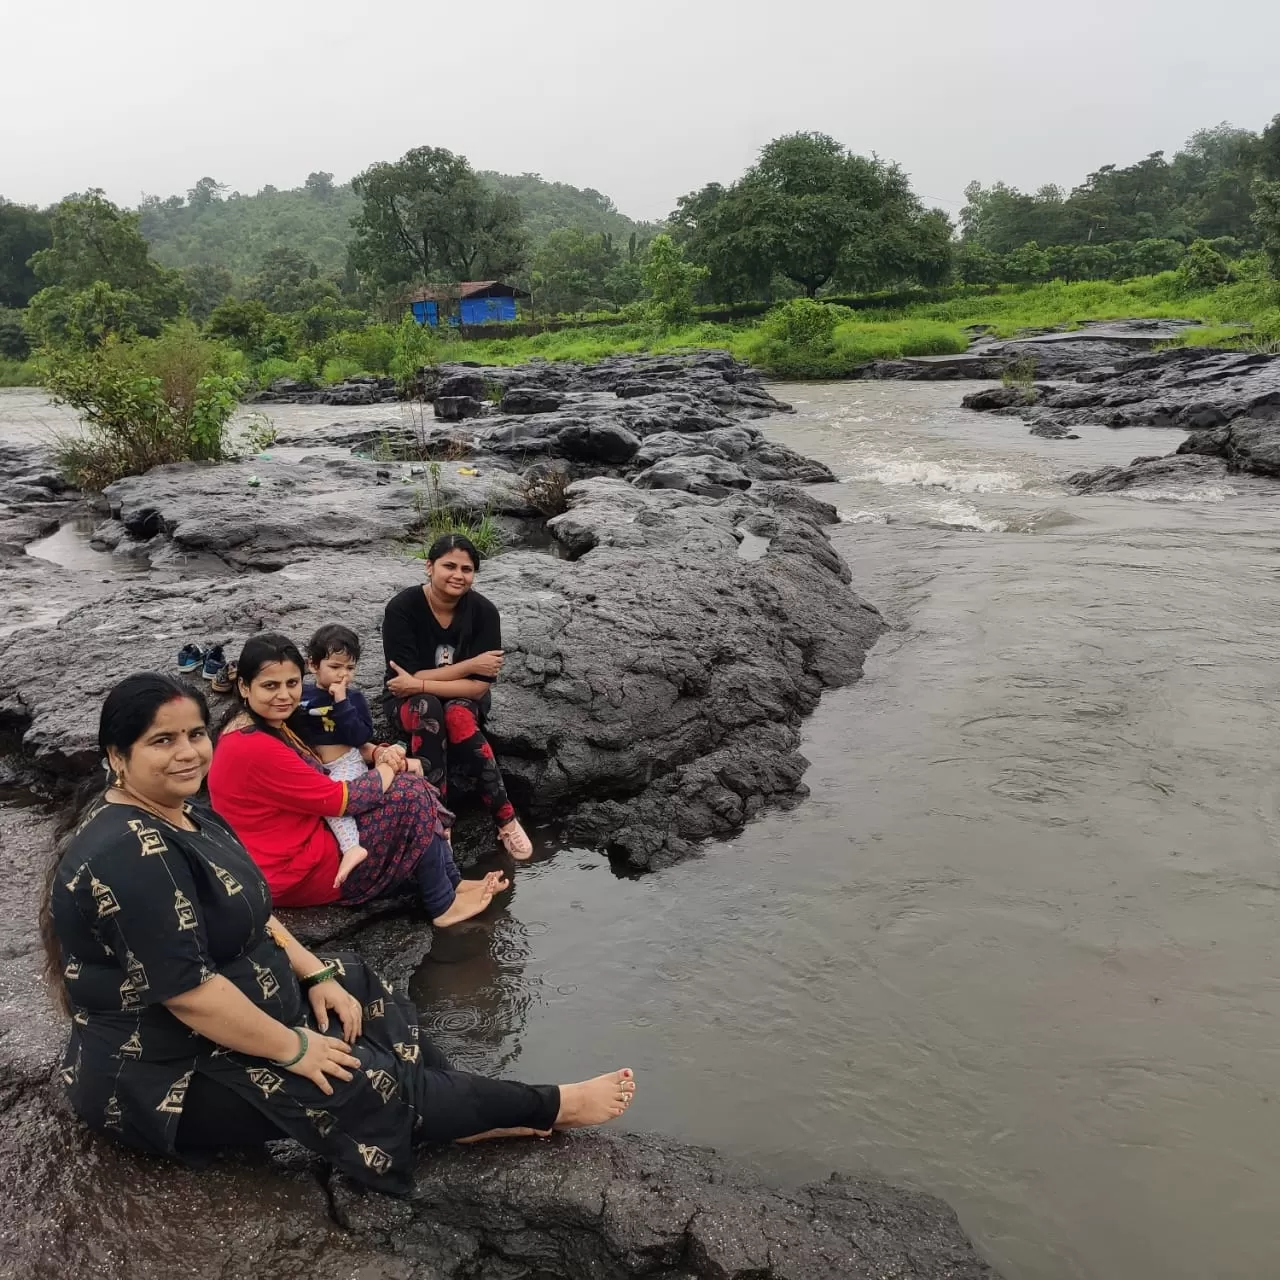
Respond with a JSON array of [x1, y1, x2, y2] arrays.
[[6, 381, 1280, 1278]]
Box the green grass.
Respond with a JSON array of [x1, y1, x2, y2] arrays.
[[0, 358, 40, 387], [434, 275, 1280, 377]]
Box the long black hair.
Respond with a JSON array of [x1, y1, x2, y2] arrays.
[[223, 632, 310, 740], [41, 673, 211, 1010]]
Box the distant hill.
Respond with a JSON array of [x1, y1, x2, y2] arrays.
[[138, 172, 658, 281]]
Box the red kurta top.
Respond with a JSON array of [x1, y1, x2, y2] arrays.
[[207, 727, 348, 907]]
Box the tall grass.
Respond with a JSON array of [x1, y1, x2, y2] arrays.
[[0, 359, 40, 388]]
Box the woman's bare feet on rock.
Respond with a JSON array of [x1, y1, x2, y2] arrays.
[[456, 1126, 552, 1144], [457, 871, 509, 895], [498, 818, 533, 861], [431, 889, 494, 927], [553, 1069, 635, 1129]]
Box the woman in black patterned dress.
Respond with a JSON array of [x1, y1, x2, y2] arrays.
[[41, 673, 634, 1192]]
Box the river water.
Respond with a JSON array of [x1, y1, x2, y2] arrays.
[[6, 383, 1280, 1278]]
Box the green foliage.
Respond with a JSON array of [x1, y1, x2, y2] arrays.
[[181, 263, 234, 323], [44, 325, 244, 489], [1177, 239, 1232, 291], [673, 133, 954, 302], [389, 314, 447, 388], [351, 147, 526, 291], [480, 172, 656, 246], [27, 192, 184, 347], [530, 227, 639, 314], [642, 235, 706, 327], [246, 247, 340, 312], [0, 307, 31, 360], [1253, 178, 1280, 277], [413, 462, 505, 558], [0, 358, 39, 387], [0, 198, 52, 308]]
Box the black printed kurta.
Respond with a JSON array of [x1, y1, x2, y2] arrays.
[[51, 801, 434, 1193]]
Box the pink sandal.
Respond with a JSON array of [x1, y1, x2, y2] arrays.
[[498, 819, 533, 860]]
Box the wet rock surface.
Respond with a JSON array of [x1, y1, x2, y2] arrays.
[[271, 353, 829, 487], [1065, 452, 1233, 494], [0, 356, 880, 869], [0, 443, 80, 555], [0, 803, 993, 1280]]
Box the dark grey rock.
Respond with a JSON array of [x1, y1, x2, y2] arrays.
[[1066, 453, 1232, 493], [437, 371, 490, 400], [1177, 418, 1280, 477], [1029, 423, 1081, 440], [94, 456, 529, 569], [0, 475, 883, 866], [961, 385, 1045, 412], [553, 420, 640, 464], [434, 396, 484, 422], [633, 454, 752, 497], [500, 385, 567, 415]]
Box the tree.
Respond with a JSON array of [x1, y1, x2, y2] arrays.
[[674, 134, 949, 302], [246, 247, 339, 312], [641, 235, 705, 327], [1131, 237, 1185, 275], [305, 171, 336, 199], [0, 198, 52, 309], [955, 242, 1000, 286], [181, 263, 233, 323], [350, 146, 527, 290], [529, 227, 620, 313], [25, 192, 186, 346], [1176, 239, 1231, 290], [1004, 242, 1051, 283], [186, 177, 227, 209], [0, 307, 31, 359], [1252, 180, 1280, 278]]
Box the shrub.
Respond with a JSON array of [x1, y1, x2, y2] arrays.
[[0, 308, 31, 360], [45, 326, 244, 490], [321, 356, 364, 384], [521, 465, 573, 516], [412, 462, 505, 558], [1177, 240, 1232, 292]]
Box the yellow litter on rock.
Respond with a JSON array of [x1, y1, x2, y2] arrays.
[[458, 467, 480, 476]]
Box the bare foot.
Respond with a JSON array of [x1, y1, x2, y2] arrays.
[[553, 1069, 635, 1129], [333, 846, 368, 889], [498, 818, 533, 861], [431, 889, 494, 927], [456, 1126, 552, 1144], [458, 871, 509, 895]]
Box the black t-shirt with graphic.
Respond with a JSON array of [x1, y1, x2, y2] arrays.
[[380, 585, 501, 702]]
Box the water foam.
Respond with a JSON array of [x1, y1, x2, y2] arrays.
[[924, 499, 1010, 533], [1121, 485, 1237, 504], [841, 509, 891, 525], [846, 450, 1025, 495]]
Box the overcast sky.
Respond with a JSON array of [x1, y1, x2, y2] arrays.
[[4, 0, 1279, 222]]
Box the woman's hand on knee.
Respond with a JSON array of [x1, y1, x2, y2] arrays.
[[286, 1028, 362, 1096], [373, 743, 407, 773], [308, 978, 364, 1043]]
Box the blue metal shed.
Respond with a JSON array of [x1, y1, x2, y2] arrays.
[[407, 281, 528, 328]]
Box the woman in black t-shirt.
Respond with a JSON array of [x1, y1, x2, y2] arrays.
[[381, 534, 532, 859]]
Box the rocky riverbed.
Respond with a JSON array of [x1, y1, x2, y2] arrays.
[[0, 356, 1006, 1279], [882, 323, 1280, 495]]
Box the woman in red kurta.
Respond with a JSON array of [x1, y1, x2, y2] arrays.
[[208, 634, 505, 926]]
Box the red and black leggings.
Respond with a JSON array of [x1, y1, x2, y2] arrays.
[[392, 694, 515, 825]]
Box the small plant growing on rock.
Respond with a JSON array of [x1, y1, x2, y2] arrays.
[[521, 466, 573, 517], [412, 461, 505, 558], [1000, 354, 1040, 403]]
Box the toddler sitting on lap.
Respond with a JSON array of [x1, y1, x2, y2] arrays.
[[300, 623, 425, 889]]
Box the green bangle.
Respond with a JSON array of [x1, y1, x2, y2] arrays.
[[272, 1027, 308, 1068], [300, 964, 337, 989]]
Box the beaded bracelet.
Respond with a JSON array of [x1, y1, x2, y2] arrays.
[[300, 963, 337, 989], [271, 1027, 308, 1068]]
